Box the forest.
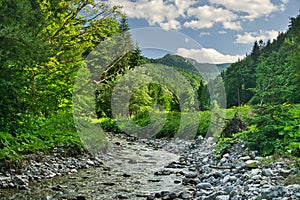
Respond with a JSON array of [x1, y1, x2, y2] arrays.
[[0, 0, 299, 166]]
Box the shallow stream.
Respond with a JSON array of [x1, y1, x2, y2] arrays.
[[0, 137, 190, 199]]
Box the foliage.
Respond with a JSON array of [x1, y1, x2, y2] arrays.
[[214, 131, 247, 159], [99, 118, 122, 133], [225, 56, 256, 107], [251, 47, 293, 105], [0, 111, 84, 162], [244, 104, 300, 156], [0, 0, 123, 161], [225, 14, 300, 107]]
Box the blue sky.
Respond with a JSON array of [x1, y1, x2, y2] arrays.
[[104, 0, 299, 63]]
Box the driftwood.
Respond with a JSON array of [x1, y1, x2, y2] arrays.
[[220, 114, 248, 138], [209, 164, 234, 170]]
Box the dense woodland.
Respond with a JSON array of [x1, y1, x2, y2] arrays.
[[0, 0, 299, 164]]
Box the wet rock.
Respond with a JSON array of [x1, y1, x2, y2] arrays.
[[13, 175, 28, 186], [215, 195, 230, 200], [122, 173, 131, 177], [185, 173, 197, 179], [196, 183, 212, 190], [116, 194, 128, 199], [76, 195, 86, 200], [239, 156, 251, 161], [86, 160, 95, 166], [178, 192, 192, 199], [182, 177, 200, 185], [261, 186, 287, 199], [128, 159, 137, 164], [146, 194, 155, 200], [262, 168, 273, 176], [17, 185, 29, 190]]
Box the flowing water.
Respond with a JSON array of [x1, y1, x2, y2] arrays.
[[0, 137, 190, 199]]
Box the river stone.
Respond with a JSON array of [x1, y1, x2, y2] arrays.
[[262, 168, 273, 176], [216, 195, 230, 200], [168, 192, 177, 199], [86, 160, 94, 166], [185, 173, 197, 178], [261, 186, 287, 199], [0, 176, 11, 182], [239, 156, 251, 161], [161, 190, 171, 197], [279, 168, 291, 175], [251, 174, 262, 180], [222, 175, 231, 184], [154, 192, 162, 198], [13, 175, 28, 186], [146, 194, 155, 200], [116, 194, 128, 199], [250, 168, 261, 176], [122, 173, 131, 177], [179, 192, 192, 199], [196, 183, 212, 190], [76, 195, 86, 200]]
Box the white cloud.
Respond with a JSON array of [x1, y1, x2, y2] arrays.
[[200, 32, 211, 37], [184, 5, 240, 30], [177, 48, 243, 64], [219, 30, 227, 34], [160, 19, 181, 30], [105, 0, 284, 31], [209, 0, 280, 19], [184, 20, 214, 29], [235, 30, 279, 44], [222, 21, 242, 31], [106, 0, 197, 30]]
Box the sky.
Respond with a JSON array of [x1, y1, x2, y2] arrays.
[[104, 0, 299, 64]]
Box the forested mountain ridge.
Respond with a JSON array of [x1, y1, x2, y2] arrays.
[[224, 14, 300, 107], [150, 54, 231, 80]]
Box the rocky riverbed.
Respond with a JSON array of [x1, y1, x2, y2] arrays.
[[0, 134, 299, 199]]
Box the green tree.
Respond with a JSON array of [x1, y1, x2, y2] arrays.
[[225, 56, 256, 107], [252, 51, 293, 105], [0, 0, 123, 147], [285, 14, 300, 103]]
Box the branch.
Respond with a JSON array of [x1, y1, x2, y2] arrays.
[[50, 2, 87, 42]]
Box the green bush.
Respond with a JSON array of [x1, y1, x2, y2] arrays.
[[99, 118, 122, 133], [0, 111, 84, 162], [245, 104, 300, 156]]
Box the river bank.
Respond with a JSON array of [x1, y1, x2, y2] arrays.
[[0, 134, 299, 199]]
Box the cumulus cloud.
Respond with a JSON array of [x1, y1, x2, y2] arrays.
[[106, 0, 197, 30], [222, 21, 242, 31], [184, 5, 240, 30], [184, 20, 214, 29], [235, 30, 279, 44], [209, 0, 280, 19], [105, 0, 286, 31], [177, 48, 243, 64]]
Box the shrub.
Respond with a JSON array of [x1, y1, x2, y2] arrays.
[[245, 104, 300, 156]]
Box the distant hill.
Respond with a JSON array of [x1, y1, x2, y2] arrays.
[[150, 54, 231, 81]]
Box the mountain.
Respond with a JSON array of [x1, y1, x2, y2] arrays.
[[150, 54, 231, 81]]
